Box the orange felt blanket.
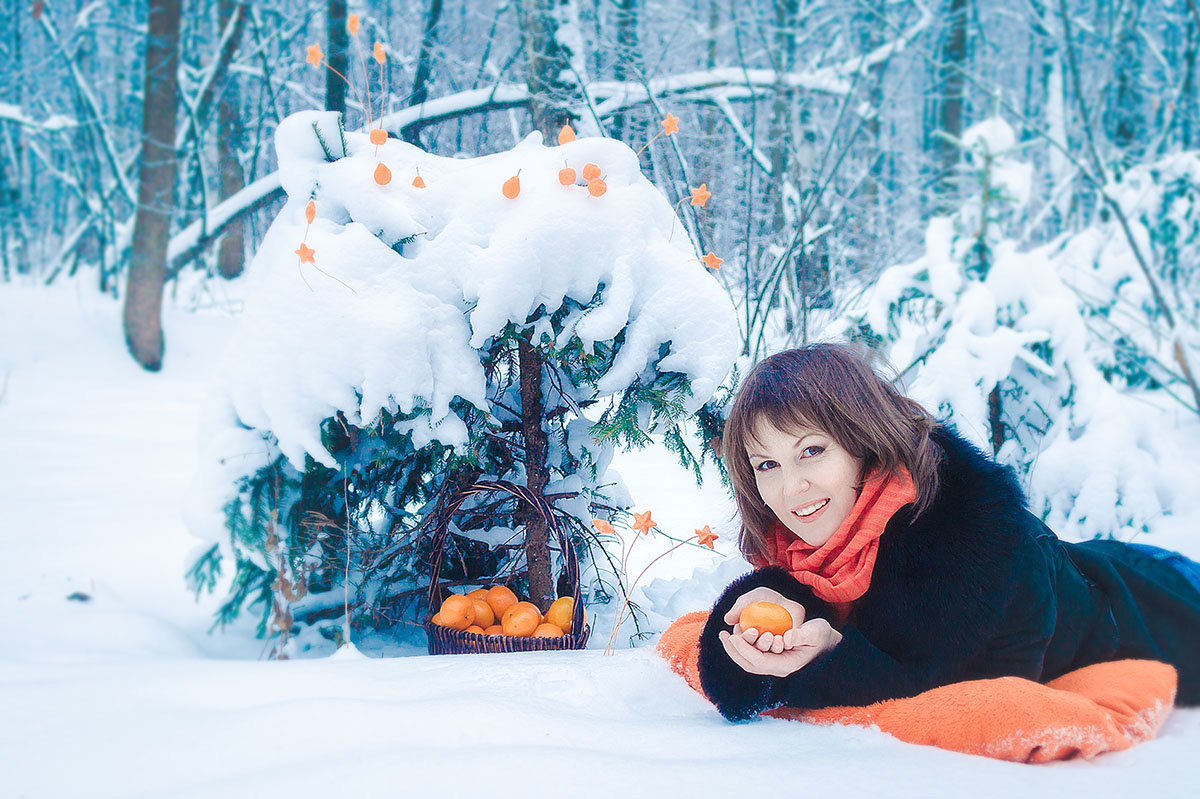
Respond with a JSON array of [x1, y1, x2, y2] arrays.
[[657, 611, 1177, 763]]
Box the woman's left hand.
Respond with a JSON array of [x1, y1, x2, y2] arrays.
[[718, 617, 843, 678]]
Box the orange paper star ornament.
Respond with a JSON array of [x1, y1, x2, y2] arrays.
[[695, 525, 718, 549], [661, 113, 680, 136], [689, 184, 711, 207], [592, 518, 616, 535], [700, 252, 723, 270], [294, 242, 316, 264], [305, 43, 323, 68], [631, 510, 657, 536]]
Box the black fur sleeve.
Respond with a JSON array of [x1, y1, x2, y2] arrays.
[[696, 566, 835, 722]]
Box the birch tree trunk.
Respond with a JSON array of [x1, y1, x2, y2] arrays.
[[216, 0, 245, 279], [122, 0, 182, 372]]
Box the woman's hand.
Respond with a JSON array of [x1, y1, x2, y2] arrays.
[[718, 617, 843, 678]]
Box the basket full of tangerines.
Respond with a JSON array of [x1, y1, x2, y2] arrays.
[[423, 479, 590, 654]]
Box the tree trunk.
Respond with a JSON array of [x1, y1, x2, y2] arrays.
[[518, 333, 554, 612], [517, 0, 580, 139], [325, 0, 348, 115], [609, 0, 640, 144], [403, 0, 444, 146], [934, 0, 968, 214], [216, 0, 245, 279], [123, 0, 182, 372]]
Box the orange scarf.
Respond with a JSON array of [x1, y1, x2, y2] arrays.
[[762, 464, 917, 605]]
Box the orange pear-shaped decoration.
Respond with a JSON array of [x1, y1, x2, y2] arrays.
[[587, 178, 607, 197], [558, 124, 576, 144], [373, 162, 392, 186], [304, 200, 316, 225], [369, 128, 387, 146], [502, 173, 521, 199], [412, 174, 426, 188], [558, 167, 577, 186], [582, 162, 601, 181]]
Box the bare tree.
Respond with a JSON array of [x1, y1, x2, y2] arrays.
[[123, 0, 183, 372]]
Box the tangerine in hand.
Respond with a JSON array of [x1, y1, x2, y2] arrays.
[[738, 601, 793, 637]]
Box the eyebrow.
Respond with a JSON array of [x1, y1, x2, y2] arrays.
[[746, 433, 820, 459]]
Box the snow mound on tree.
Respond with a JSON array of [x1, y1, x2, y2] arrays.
[[219, 111, 739, 470]]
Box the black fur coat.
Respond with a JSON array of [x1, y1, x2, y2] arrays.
[[697, 422, 1200, 721]]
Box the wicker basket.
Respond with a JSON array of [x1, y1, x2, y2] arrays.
[[423, 479, 591, 654]]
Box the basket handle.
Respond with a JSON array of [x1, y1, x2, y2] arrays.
[[424, 479, 586, 636]]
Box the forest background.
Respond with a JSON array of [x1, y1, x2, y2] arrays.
[[7, 0, 1198, 365]]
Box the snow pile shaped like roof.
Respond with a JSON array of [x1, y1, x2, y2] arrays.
[[220, 111, 739, 469]]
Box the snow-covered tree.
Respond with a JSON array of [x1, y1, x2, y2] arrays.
[[185, 110, 739, 650], [831, 116, 1200, 543]]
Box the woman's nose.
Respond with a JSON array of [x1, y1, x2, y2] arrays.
[[784, 469, 810, 497]]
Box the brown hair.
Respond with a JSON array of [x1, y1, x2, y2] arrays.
[[720, 342, 944, 566]]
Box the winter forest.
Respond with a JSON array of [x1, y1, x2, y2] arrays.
[[3, 0, 1200, 795]]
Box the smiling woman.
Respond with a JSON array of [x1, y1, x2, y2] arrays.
[[696, 342, 1200, 722]]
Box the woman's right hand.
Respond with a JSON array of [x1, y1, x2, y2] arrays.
[[722, 586, 808, 654]]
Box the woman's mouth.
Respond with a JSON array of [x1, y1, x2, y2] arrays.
[[791, 498, 830, 522]]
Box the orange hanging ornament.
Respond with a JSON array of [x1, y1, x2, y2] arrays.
[[587, 178, 607, 197], [558, 124, 576, 144], [304, 200, 316, 225], [369, 129, 387, 146], [305, 43, 323, 67], [558, 166, 577, 185], [582, 162, 601, 181], [373, 41, 386, 65], [347, 13, 360, 35], [412, 173, 426, 188], [700, 252, 723, 270], [374, 162, 392, 185], [294, 242, 316, 264], [502, 172, 521, 199]]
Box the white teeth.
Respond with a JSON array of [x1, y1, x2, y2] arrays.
[[794, 499, 829, 517]]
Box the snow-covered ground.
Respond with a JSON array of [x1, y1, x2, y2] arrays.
[[2, 279, 1198, 798]]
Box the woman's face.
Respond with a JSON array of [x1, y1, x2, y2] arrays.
[[746, 417, 864, 547]]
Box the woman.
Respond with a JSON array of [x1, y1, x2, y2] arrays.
[[697, 343, 1200, 721]]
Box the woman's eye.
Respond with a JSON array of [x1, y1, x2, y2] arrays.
[[754, 460, 776, 472], [802, 446, 824, 457]]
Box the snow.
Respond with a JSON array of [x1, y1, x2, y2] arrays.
[[3, 275, 1200, 797]]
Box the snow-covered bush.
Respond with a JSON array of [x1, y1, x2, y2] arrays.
[[185, 111, 739, 649], [832, 116, 1200, 542]]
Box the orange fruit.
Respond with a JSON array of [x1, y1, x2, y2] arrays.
[[582, 162, 601, 180], [431, 612, 444, 626], [471, 599, 495, 628], [501, 604, 541, 637], [486, 585, 519, 619], [534, 623, 563, 638], [439, 594, 476, 630], [738, 601, 793, 637], [587, 178, 606, 197], [558, 167, 577, 185], [545, 596, 585, 633], [467, 588, 489, 600], [466, 625, 485, 635], [483, 625, 503, 636], [502, 174, 521, 199]]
